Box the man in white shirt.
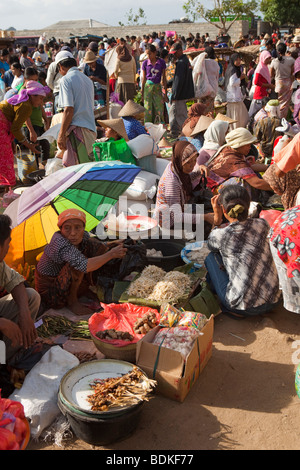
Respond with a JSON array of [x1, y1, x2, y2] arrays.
[[55, 51, 97, 166], [32, 44, 49, 70]]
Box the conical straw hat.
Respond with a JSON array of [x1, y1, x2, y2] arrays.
[[97, 118, 128, 141], [118, 99, 146, 117], [190, 115, 214, 136], [215, 113, 237, 124]]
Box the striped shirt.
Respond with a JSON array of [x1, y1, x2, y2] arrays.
[[207, 218, 281, 310]]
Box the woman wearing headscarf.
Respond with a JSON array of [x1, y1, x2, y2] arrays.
[[196, 119, 229, 166], [35, 209, 127, 315], [206, 127, 272, 196], [154, 140, 214, 230], [114, 39, 137, 104], [253, 99, 281, 162], [0, 80, 49, 187], [270, 43, 295, 118], [248, 50, 275, 118], [293, 57, 300, 127], [224, 53, 249, 129], [181, 102, 207, 137]]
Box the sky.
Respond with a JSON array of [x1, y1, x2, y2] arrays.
[[0, 0, 191, 31]]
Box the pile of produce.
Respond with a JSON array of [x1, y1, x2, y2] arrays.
[[37, 315, 90, 340], [133, 310, 158, 334], [96, 329, 133, 341], [127, 265, 192, 303], [185, 244, 210, 265], [87, 366, 156, 411], [0, 393, 28, 450]]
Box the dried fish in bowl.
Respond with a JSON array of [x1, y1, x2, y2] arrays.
[[86, 366, 157, 411]]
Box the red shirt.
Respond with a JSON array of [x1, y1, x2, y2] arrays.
[[253, 73, 269, 99]]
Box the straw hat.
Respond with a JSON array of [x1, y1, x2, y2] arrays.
[[225, 128, 257, 149], [264, 33, 270, 39], [293, 35, 300, 44], [84, 50, 98, 64], [118, 99, 145, 117], [97, 118, 128, 141], [215, 113, 237, 124], [190, 115, 214, 137]]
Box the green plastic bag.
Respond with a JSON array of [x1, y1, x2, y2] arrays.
[[93, 138, 137, 165]]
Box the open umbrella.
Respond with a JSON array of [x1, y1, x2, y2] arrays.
[[4, 161, 141, 268], [16, 161, 141, 232], [4, 203, 58, 268]]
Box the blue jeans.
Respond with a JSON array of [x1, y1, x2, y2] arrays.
[[205, 252, 278, 317]]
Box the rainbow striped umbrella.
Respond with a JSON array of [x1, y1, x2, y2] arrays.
[[16, 161, 141, 232]]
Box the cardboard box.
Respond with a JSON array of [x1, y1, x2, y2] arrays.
[[136, 315, 214, 402]]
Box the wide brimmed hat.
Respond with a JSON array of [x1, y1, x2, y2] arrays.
[[292, 35, 300, 43], [225, 128, 257, 149], [84, 50, 98, 64], [97, 118, 128, 141], [215, 113, 237, 124], [118, 99, 145, 117], [190, 115, 214, 136], [264, 33, 270, 39]]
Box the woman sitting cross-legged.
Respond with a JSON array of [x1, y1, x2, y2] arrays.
[[205, 184, 281, 318]]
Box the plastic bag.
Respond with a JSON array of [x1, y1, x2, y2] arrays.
[[88, 303, 160, 346], [45, 157, 64, 175], [192, 52, 214, 99], [9, 346, 79, 439], [2, 187, 20, 208], [152, 326, 200, 359], [144, 122, 166, 144], [16, 147, 37, 183], [93, 138, 136, 164]]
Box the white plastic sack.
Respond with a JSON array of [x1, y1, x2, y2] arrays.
[[37, 123, 61, 143], [144, 122, 166, 144], [123, 170, 160, 201], [109, 102, 123, 119], [45, 157, 64, 175], [127, 134, 159, 159], [9, 346, 79, 439], [192, 52, 214, 99], [156, 158, 170, 177]]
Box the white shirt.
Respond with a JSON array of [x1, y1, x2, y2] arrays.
[[11, 74, 24, 89], [58, 67, 96, 132], [32, 51, 49, 66], [226, 73, 243, 102]]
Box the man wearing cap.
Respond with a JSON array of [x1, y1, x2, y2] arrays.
[[55, 50, 97, 166], [83, 50, 107, 105], [168, 42, 195, 138]]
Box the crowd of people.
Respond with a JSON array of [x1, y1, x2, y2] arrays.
[[1, 26, 300, 372]]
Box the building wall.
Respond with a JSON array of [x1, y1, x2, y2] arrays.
[[13, 20, 250, 44]]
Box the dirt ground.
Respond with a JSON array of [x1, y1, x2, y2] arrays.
[[26, 301, 300, 451]]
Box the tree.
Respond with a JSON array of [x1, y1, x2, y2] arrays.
[[118, 8, 147, 27], [260, 0, 300, 27], [182, 0, 258, 34]]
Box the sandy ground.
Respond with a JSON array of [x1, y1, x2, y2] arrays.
[[26, 301, 300, 451]]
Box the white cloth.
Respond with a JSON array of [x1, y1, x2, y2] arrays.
[[202, 120, 229, 151], [226, 73, 244, 103]]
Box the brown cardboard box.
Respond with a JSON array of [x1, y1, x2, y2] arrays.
[[136, 315, 214, 402]]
